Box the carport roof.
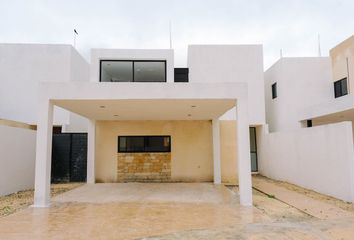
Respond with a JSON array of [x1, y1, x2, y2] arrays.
[[39, 82, 247, 120]]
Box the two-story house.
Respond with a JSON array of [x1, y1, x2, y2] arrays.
[[33, 45, 266, 207]]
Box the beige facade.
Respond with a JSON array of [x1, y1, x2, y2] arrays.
[[95, 120, 239, 184], [330, 35, 354, 93]]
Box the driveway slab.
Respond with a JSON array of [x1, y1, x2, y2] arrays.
[[0, 183, 268, 240]]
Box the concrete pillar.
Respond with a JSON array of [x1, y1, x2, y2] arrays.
[[212, 118, 221, 184], [236, 98, 253, 206], [87, 119, 96, 184], [34, 100, 54, 207]]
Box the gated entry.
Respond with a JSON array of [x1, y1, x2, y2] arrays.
[[51, 133, 87, 183]]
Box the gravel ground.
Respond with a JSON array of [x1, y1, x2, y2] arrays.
[[0, 183, 82, 217]]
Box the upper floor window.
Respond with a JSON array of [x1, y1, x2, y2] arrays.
[[334, 78, 348, 98], [100, 60, 166, 82], [271, 82, 277, 99]]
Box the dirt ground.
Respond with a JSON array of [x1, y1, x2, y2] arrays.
[[0, 183, 82, 217], [226, 185, 313, 222], [253, 175, 354, 212]]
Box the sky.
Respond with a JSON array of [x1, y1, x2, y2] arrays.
[[0, 0, 353, 69]]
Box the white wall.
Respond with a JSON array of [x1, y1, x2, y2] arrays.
[[264, 57, 333, 132], [0, 125, 36, 196], [90, 49, 174, 83], [258, 122, 354, 202], [0, 44, 89, 130], [187, 45, 265, 125]]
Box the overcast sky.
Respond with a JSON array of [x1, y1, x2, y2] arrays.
[[0, 0, 353, 69]]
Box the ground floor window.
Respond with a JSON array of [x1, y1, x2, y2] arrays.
[[118, 136, 171, 153]]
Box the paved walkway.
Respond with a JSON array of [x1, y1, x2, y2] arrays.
[[252, 177, 354, 220]]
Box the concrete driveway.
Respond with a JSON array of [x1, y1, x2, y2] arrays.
[[0, 183, 267, 240], [1, 182, 354, 239]]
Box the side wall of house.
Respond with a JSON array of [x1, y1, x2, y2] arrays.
[[264, 57, 333, 132], [330, 35, 354, 94], [258, 121, 354, 202], [0, 44, 72, 125], [95, 120, 239, 183], [0, 125, 36, 196]]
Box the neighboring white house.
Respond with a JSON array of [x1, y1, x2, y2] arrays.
[[264, 57, 333, 132], [260, 36, 354, 202], [33, 45, 267, 207], [0, 44, 89, 131]]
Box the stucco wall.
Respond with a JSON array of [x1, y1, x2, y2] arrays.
[[264, 57, 333, 132], [0, 44, 88, 131], [95, 120, 214, 182], [258, 122, 354, 202], [95, 120, 239, 183], [187, 45, 265, 125], [330, 35, 354, 93], [220, 120, 238, 184], [0, 125, 36, 196]]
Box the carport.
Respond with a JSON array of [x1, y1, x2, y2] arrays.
[[33, 82, 253, 207]]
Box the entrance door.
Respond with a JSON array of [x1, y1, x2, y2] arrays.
[[249, 127, 258, 172]]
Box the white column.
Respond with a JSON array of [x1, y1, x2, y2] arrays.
[[236, 98, 253, 206], [87, 119, 96, 184], [34, 100, 54, 207], [212, 118, 221, 184]]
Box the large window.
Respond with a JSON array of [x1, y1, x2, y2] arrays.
[[271, 82, 277, 99], [118, 136, 171, 153], [334, 78, 348, 98], [100, 60, 166, 82]]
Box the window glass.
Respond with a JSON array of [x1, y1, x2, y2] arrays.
[[126, 136, 145, 152], [101, 61, 133, 82], [134, 61, 166, 82], [334, 78, 348, 98], [271, 82, 277, 99], [118, 136, 171, 153], [145, 136, 170, 152], [100, 60, 166, 82]]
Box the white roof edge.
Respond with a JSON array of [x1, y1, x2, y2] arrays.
[[299, 94, 354, 120]]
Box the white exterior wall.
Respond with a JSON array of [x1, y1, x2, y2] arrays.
[[90, 49, 174, 83], [258, 122, 354, 202], [0, 125, 36, 196], [264, 57, 333, 132], [187, 45, 265, 125], [0, 44, 89, 130]]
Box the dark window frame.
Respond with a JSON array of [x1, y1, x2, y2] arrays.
[[118, 136, 171, 153], [99, 60, 167, 83], [334, 78, 348, 98], [271, 82, 277, 99], [249, 127, 258, 172]]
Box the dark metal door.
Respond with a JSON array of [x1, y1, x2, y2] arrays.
[[51, 133, 87, 183]]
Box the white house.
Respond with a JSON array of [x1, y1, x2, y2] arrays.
[[260, 35, 354, 202], [0, 43, 89, 132], [33, 45, 266, 207]]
